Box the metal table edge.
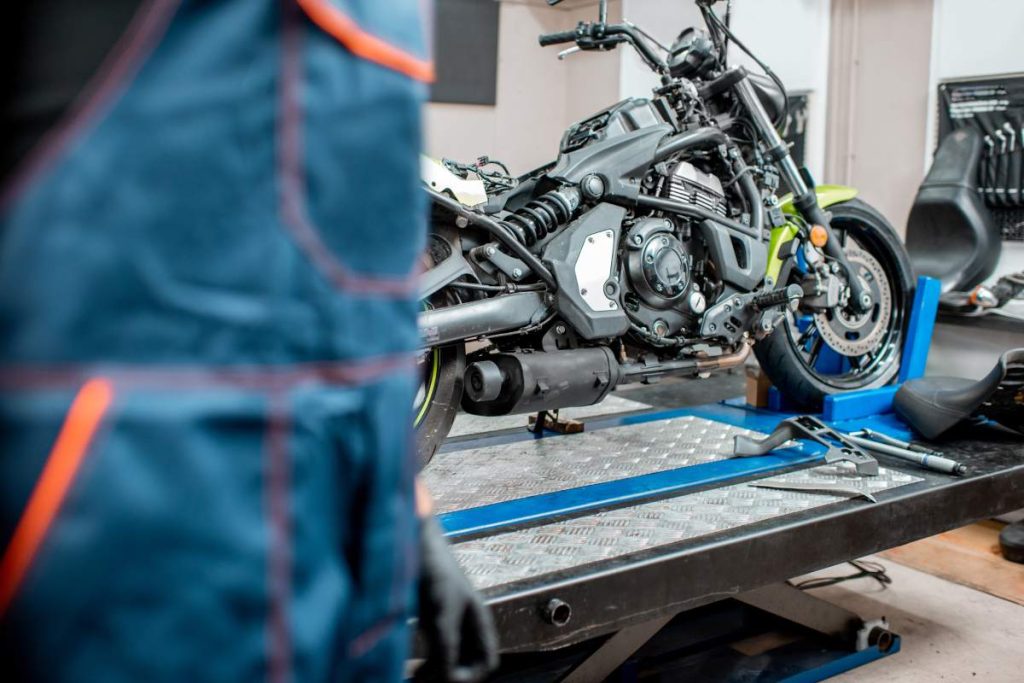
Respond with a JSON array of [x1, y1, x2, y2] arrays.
[[482, 459, 1024, 653]]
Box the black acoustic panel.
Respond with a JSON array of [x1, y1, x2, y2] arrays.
[[430, 0, 500, 105], [777, 91, 809, 196], [781, 91, 809, 169]]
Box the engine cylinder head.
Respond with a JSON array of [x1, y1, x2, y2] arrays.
[[661, 160, 727, 216]]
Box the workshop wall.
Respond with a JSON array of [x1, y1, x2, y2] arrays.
[[426, 0, 829, 177], [926, 0, 1024, 157], [926, 0, 1024, 282], [824, 0, 934, 236], [618, 0, 831, 181], [727, 0, 832, 184], [424, 1, 623, 174]]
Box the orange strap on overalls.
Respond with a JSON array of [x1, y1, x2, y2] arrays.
[[295, 0, 435, 82], [0, 379, 114, 618]]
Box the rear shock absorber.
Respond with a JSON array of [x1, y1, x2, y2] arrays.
[[501, 186, 582, 246]]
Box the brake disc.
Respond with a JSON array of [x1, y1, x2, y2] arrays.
[[814, 247, 892, 357]]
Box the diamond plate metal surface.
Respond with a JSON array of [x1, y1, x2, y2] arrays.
[[425, 415, 773, 514], [454, 463, 921, 590], [447, 394, 650, 438]]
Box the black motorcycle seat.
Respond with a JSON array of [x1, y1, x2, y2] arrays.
[[894, 348, 1024, 438], [905, 128, 1000, 292]]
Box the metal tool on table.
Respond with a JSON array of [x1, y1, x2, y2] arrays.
[[749, 481, 878, 504], [734, 415, 879, 476], [857, 428, 938, 455], [848, 429, 967, 476]]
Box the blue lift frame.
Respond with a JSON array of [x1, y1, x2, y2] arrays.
[[821, 275, 941, 421], [435, 276, 948, 682]]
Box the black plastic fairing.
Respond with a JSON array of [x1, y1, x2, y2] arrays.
[[550, 126, 672, 202], [697, 219, 767, 292], [543, 203, 631, 340]]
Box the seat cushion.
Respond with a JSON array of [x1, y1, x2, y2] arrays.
[[894, 376, 979, 439]]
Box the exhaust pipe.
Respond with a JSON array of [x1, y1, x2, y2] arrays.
[[419, 292, 551, 347], [462, 344, 751, 416]]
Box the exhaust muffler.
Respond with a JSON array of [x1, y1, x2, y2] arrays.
[[462, 344, 751, 416], [462, 347, 621, 416]]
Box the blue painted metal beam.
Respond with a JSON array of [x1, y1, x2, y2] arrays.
[[439, 447, 820, 539], [822, 385, 899, 422], [899, 275, 942, 383], [436, 399, 923, 540], [781, 636, 901, 683]]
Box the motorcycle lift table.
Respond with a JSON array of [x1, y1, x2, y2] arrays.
[[421, 397, 1024, 681]]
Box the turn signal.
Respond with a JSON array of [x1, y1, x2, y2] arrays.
[[809, 224, 829, 248]]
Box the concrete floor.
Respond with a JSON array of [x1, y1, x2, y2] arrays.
[[798, 558, 1024, 681]]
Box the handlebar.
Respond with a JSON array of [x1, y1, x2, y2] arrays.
[[538, 22, 667, 73], [538, 29, 579, 47]]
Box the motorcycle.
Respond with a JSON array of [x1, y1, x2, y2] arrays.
[[415, 0, 913, 462]]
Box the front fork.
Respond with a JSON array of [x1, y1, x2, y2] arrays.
[[732, 74, 872, 313]]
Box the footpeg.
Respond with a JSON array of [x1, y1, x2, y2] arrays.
[[734, 415, 879, 475], [750, 284, 803, 312]]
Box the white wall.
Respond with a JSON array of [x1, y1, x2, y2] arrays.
[[926, 0, 1024, 157], [728, 0, 831, 181], [424, 0, 623, 175], [617, 0, 830, 179], [424, 3, 569, 174], [927, 0, 1024, 281], [428, 0, 831, 178], [824, 0, 934, 233], [617, 1, 702, 100]]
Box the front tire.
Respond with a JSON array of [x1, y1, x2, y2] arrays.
[[755, 198, 914, 409]]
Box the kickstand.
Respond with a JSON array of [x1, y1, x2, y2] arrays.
[[528, 409, 584, 435], [734, 415, 879, 475]]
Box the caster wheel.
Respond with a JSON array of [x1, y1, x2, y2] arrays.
[[999, 520, 1024, 564]]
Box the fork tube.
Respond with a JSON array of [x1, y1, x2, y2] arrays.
[[732, 76, 809, 200], [733, 72, 872, 311]]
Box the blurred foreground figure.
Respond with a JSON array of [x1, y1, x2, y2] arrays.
[[0, 1, 494, 680]]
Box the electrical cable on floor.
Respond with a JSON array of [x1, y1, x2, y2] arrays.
[[790, 559, 893, 591]]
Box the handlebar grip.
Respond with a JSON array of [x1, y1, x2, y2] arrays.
[[539, 29, 578, 47]]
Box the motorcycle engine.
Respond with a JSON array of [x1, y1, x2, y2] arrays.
[[622, 161, 727, 342], [660, 160, 727, 216]]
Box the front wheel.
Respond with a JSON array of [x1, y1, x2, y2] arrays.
[[755, 198, 914, 409]]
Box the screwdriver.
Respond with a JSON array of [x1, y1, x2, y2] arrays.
[[848, 430, 966, 476]]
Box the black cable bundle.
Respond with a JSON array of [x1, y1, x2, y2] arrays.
[[791, 559, 893, 591]]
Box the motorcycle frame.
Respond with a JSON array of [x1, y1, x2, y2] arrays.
[[420, 1, 870, 349]]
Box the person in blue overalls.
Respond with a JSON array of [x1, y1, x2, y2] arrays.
[[0, 1, 496, 680]]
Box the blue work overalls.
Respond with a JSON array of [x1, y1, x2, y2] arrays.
[[0, 1, 432, 680]]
